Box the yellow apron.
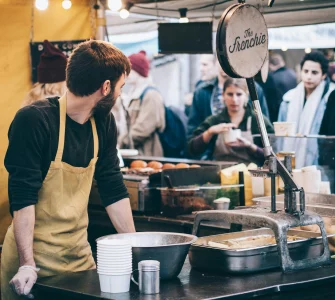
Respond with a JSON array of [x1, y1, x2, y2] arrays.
[[1, 95, 97, 299]]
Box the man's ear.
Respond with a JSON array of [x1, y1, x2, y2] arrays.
[[322, 73, 327, 81], [101, 80, 111, 96]]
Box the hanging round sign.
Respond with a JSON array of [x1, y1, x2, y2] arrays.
[[216, 4, 268, 79]]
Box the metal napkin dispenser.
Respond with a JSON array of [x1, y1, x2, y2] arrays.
[[124, 174, 161, 213]]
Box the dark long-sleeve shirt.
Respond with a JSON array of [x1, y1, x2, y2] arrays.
[[5, 97, 128, 214]]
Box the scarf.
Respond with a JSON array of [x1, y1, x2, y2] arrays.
[[286, 80, 326, 135]]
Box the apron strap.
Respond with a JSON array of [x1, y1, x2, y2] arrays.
[[89, 117, 99, 158], [247, 116, 252, 131], [55, 95, 67, 163], [55, 94, 99, 163]]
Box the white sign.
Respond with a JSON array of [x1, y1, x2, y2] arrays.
[[268, 23, 335, 50]]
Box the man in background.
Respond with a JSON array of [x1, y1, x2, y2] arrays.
[[263, 53, 297, 122], [184, 54, 218, 116]]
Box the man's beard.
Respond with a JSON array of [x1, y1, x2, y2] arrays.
[[92, 89, 117, 118]]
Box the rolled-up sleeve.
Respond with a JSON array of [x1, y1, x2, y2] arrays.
[[94, 115, 128, 207]]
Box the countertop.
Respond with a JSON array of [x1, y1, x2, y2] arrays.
[[35, 259, 335, 300]]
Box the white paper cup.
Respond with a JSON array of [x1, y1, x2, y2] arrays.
[[97, 250, 132, 254], [251, 177, 265, 197], [302, 170, 321, 193], [97, 264, 133, 273], [273, 122, 295, 136], [301, 165, 318, 172], [97, 247, 132, 252], [97, 262, 132, 268], [97, 239, 131, 246], [97, 244, 131, 248], [99, 273, 131, 293], [97, 267, 132, 274], [292, 169, 303, 187], [223, 129, 241, 143], [98, 270, 132, 276], [97, 249, 132, 253], [97, 256, 132, 260], [213, 198, 230, 210], [320, 181, 331, 195], [97, 265, 132, 271], [97, 254, 132, 259]]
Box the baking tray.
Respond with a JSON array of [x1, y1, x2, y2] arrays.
[[189, 228, 329, 274]]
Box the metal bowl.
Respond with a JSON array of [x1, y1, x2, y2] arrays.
[[96, 232, 197, 279]]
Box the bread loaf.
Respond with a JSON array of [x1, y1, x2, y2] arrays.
[[176, 163, 190, 169], [162, 163, 176, 170], [130, 160, 147, 169], [147, 161, 163, 170]]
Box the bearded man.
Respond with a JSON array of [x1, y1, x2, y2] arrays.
[[2, 40, 135, 299]]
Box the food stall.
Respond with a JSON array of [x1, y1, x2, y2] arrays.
[[31, 1, 335, 299]]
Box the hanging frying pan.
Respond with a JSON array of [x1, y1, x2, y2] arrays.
[[216, 3, 271, 156]]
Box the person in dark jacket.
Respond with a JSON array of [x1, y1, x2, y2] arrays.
[[319, 89, 335, 188], [262, 53, 297, 122], [188, 78, 273, 166], [187, 62, 269, 141]]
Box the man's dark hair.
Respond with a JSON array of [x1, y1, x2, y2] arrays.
[[66, 40, 131, 96], [300, 51, 329, 75], [269, 53, 285, 67]]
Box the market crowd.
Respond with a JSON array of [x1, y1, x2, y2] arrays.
[[22, 41, 335, 167]]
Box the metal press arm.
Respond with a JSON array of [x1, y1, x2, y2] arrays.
[[246, 78, 299, 191]]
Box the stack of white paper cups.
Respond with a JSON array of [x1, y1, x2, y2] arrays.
[[301, 166, 321, 194], [97, 239, 132, 293]]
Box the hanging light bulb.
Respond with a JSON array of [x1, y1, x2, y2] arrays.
[[108, 0, 122, 12], [305, 48, 312, 54], [179, 8, 189, 23], [120, 9, 130, 19], [281, 46, 288, 52], [119, 2, 133, 19], [35, 0, 48, 11], [62, 0, 72, 10]]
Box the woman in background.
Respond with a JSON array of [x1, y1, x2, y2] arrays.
[[188, 78, 273, 166]]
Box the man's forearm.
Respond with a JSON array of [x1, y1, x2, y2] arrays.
[[13, 205, 36, 267], [105, 198, 136, 233]]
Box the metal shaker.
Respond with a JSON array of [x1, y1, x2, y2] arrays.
[[138, 260, 160, 294]]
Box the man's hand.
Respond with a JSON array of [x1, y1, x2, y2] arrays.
[[10, 266, 39, 299], [105, 198, 136, 233]]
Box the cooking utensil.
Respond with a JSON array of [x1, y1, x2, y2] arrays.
[[96, 232, 197, 280]]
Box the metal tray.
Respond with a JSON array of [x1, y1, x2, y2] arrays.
[[189, 228, 327, 274]]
